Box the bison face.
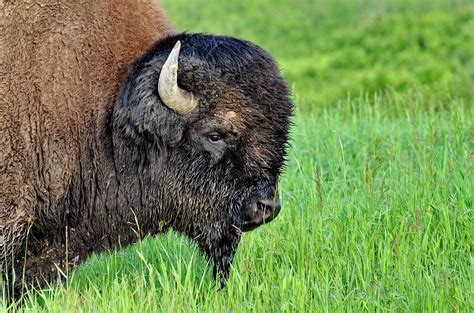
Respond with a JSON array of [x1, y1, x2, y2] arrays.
[[113, 33, 292, 284], [187, 111, 285, 230], [185, 114, 284, 233]]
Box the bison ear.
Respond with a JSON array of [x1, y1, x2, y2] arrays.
[[112, 68, 185, 146]]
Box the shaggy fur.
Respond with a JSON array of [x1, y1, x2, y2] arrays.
[[0, 1, 292, 300]]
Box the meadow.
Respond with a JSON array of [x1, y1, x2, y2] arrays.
[[3, 0, 473, 311]]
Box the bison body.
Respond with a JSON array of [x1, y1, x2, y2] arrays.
[[0, 1, 292, 300]]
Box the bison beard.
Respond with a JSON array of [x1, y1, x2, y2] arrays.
[[1, 32, 292, 299]]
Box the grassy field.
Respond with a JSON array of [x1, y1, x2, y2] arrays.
[[3, 0, 473, 311]]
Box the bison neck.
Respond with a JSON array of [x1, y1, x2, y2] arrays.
[[28, 122, 174, 270], [60, 132, 173, 253], [1, 1, 174, 274]]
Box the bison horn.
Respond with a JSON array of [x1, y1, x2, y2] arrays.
[[158, 40, 198, 114]]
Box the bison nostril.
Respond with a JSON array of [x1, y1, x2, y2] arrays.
[[241, 197, 282, 232], [258, 198, 281, 209], [257, 198, 281, 216]]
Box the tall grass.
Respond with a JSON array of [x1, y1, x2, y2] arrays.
[[2, 0, 473, 311], [4, 93, 472, 311]]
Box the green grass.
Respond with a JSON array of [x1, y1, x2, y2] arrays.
[[3, 0, 473, 311], [162, 0, 474, 113]]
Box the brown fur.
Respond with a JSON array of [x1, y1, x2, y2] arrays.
[[1, 0, 173, 297]]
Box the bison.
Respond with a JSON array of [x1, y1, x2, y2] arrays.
[[0, 0, 293, 300]]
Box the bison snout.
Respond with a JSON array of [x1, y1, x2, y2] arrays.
[[240, 191, 281, 232]]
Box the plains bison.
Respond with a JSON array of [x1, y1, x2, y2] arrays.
[[0, 0, 292, 300]]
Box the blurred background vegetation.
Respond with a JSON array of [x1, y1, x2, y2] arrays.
[[162, 0, 473, 114]]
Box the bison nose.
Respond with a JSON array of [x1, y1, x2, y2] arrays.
[[258, 197, 281, 218], [240, 195, 282, 232]]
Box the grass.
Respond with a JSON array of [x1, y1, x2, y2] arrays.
[[162, 0, 474, 114], [2, 0, 473, 311]]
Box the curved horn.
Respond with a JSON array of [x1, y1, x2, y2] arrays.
[[158, 40, 198, 114]]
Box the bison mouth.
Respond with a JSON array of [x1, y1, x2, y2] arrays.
[[239, 197, 281, 232]]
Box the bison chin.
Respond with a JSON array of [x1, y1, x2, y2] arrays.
[[239, 186, 281, 232]]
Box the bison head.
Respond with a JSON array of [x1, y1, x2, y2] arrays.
[[112, 33, 293, 285]]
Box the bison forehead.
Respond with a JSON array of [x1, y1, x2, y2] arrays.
[[215, 110, 244, 131], [212, 88, 249, 132], [224, 111, 237, 121]]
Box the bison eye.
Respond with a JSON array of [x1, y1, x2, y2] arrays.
[[207, 132, 223, 143]]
